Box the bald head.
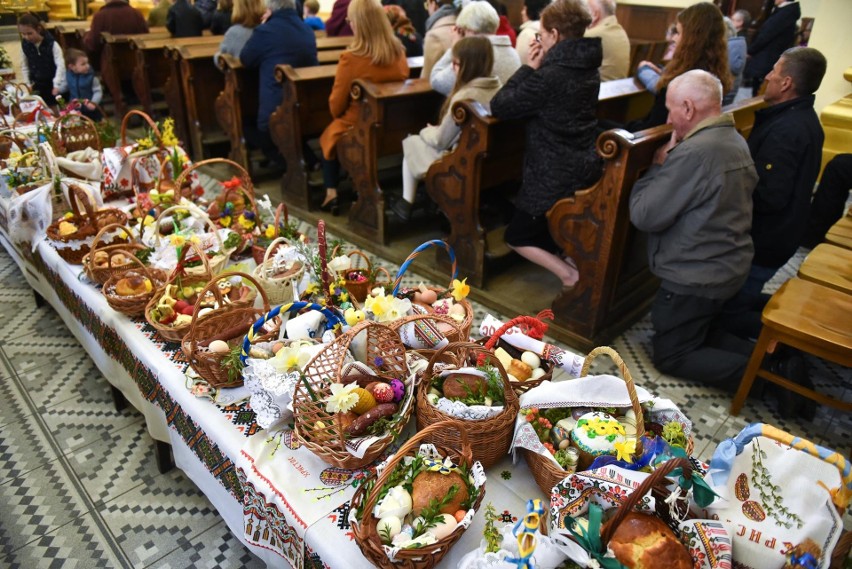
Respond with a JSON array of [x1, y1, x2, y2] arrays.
[[666, 70, 723, 140]]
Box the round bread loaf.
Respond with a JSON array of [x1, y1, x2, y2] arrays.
[[607, 512, 692, 569], [115, 275, 151, 296]]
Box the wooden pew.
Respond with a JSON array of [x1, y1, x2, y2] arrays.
[[131, 35, 222, 118], [162, 43, 225, 160], [214, 49, 344, 173], [99, 28, 170, 117], [545, 95, 767, 349], [337, 75, 444, 244], [425, 78, 654, 288], [628, 39, 669, 76], [50, 21, 89, 52], [268, 56, 423, 212]]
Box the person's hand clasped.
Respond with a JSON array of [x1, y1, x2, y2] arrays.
[[527, 42, 544, 70], [51, 87, 60, 96], [653, 130, 678, 165]]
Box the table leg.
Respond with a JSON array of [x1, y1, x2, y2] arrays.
[[33, 290, 46, 308], [111, 384, 128, 412], [155, 440, 175, 474]]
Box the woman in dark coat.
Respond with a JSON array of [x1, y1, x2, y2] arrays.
[[490, 0, 602, 291]]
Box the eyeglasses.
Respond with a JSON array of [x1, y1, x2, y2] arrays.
[[534, 32, 541, 42]]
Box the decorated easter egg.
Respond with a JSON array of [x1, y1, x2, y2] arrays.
[[390, 379, 405, 403], [551, 425, 571, 447], [372, 383, 394, 403]]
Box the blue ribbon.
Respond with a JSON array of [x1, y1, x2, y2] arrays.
[[239, 302, 342, 365], [709, 423, 764, 486], [788, 552, 819, 569]]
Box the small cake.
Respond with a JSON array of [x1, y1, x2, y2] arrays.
[[570, 411, 627, 469], [115, 275, 152, 296], [606, 512, 692, 569]]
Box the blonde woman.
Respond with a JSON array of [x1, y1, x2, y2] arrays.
[[215, 0, 264, 63], [317, 0, 409, 214]]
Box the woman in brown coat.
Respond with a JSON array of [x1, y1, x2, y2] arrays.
[[317, 0, 409, 214]]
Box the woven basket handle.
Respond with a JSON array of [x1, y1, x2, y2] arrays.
[[274, 202, 288, 229], [174, 157, 255, 203], [373, 267, 391, 287], [239, 301, 342, 364], [131, 152, 162, 201], [392, 240, 458, 295], [345, 250, 372, 273], [120, 110, 161, 146], [170, 239, 213, 282], [110, 248, 155, 280], [68, 184, 97, 225], [599, 456, 693, 545], [360, 420, 473, 516], [389, 312, 463, 338], [88, 222, 135, 261], [153, 204, 224, 252], [187, 271, 271, 340], [425, 341, 519, 408], [52, 112, 101, 153], [262, 236, 292, 264], [580, 346, 645, 440]]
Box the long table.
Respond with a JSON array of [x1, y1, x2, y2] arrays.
[[0, 197, 543, 568]]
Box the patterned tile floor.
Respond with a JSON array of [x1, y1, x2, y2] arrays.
[[0, 218, 850, 567]]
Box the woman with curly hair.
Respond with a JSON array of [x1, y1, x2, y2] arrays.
[[631, 2, 732, 132], [384, 5, 423, 57]]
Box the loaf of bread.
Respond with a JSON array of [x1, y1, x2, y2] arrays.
[[442, 373, 486, 400], [411, 470, 469, 516], [607, 512, 692, 569], [115, 275, 151, 296]]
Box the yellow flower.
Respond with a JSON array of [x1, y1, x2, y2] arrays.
[[189, 236, 201, 245], [161, 118, 179, 147], [238, 214, 255, 230], [451, 278, 470, 301], [613, 439, 636, 463], [365, 294, 389, 318], [136, 136, 154, 150], [219, 215, 232, 227], [264, 225, 276, 239], [324, 382, 359, 414], [170, 234, 186, 247]]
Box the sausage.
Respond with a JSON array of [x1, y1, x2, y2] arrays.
[[344, 403, 398, 436]]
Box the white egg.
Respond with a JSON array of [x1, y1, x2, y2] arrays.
[[427, 393, 439, 406], [209, 340, 230, 353], [531, 367, 546, 380], [507, 373, 519, 383], [429, 514, 458, 540], [521, 351, 541, 369], [376, 516, 402, 542]]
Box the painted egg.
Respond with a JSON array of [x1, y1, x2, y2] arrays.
[[372, 383, 395, 403], [209, 340, 230, 353], [453, 510, 467, 523], [521, 351, 541, 369], [550, 425, 571, 447], [390, 379, 405, 403]]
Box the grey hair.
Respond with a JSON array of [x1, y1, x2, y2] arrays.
[[722, 16, 736, 39], [669, 69, 723, 108], [597, 0, 616, 16], [266, 0, 294, 11], [456, 0, 499, 34]]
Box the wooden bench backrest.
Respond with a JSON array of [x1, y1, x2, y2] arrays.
[[215, 53, 259, 169], [628, 39, 669, 76]]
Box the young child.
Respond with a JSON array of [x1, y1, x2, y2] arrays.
[[65, 48, 103, 121], [303, 0, 325, 31], [18, 13, 66, 107], [394, 37, 501, 220]]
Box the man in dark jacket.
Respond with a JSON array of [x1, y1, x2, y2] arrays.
[[722, 47, 826, 340], [83, 0, 148, 71], [167, 0, 204, 37], [240, 0, 318, 168], [745, 0, 800, 96]]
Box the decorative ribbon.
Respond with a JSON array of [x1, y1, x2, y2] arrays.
[[149, 189, 175, 205], [565, 504, 626, 569], [239, 301, 342, 365], [787, 551, 819, 569], [504, 531, 536, 569], [512, 499, 544, 537], [505, 499, 544, 569], [423, 457, 453, 474]]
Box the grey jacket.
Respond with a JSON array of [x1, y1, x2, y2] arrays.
[[630, 114, 757, 299], [430, 35, 520, 96]]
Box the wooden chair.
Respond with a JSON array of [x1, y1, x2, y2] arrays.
[[99, 29, 171, 117], [826, 215, 852, 250], [798, 243, 852, 295], [731, 278, 852, 416]]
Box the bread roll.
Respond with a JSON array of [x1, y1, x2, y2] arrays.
[[507, 359, 532, 381], [606, 512, 692, 569], [115, 275, 151, 296], [442, 373, 487, 400]]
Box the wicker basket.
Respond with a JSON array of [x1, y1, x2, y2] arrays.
[[251, 236, 306, 305], [83, 223, 145, 285], [145, 241, 215, 343], [523, 346, 695, 496], [251, 202, 301, 265], [388, 312, 466, 350], [337, 249, 384, 303], [149, 204, 231, 276], [416, 342, 519, 468], [103, 253, 168, 317], [292, 320, 413, 470], [131, 152, 175, 218], [50, 111, 101, 157], [239, 301, 343, 366], [108, 110, 163, 199], [176, 158, 258, 253], [392, 240, 473, 340], [181, 271, 269, 389], [350, 420, 485, 569], [480, 313, 555, 394], [46, 185, 128, 264]]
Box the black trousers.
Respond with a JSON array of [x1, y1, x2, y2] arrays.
[[650, 287, 755, 393], [802, 153, 852, 248]]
